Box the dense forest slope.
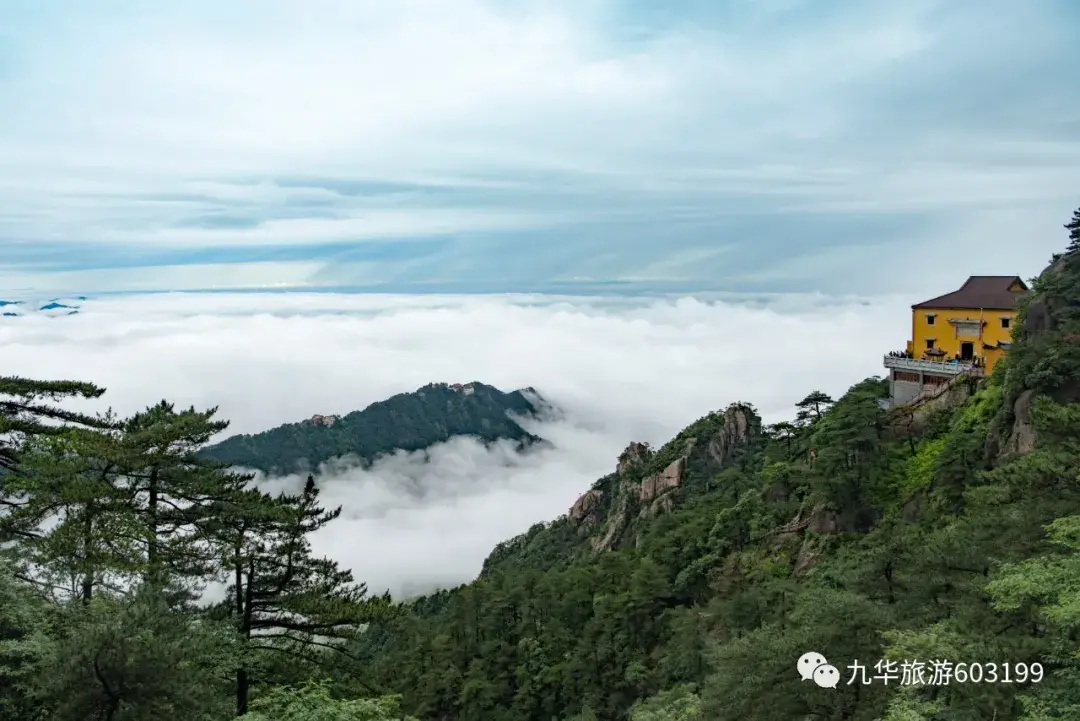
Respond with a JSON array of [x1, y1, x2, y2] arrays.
[[350, 212, 1080, 720], [199, 381, 545, 474]]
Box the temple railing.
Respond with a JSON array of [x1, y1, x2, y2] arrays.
[[883, 355, 980, 375]]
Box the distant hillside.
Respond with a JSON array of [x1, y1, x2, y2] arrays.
[[0, 296, 86, 316], [199, 381, 546, 475]]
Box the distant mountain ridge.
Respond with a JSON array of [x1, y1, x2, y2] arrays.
[[0, 296, 86, 317], [199, 381, 547, 475]]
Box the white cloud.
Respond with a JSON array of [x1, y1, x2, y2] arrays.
[[0, 262, 327, 294], [0, 292, 909, 597], [2, 0, 1075, 270]]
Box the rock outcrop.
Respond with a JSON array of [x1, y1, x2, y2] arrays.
[[637, 458, 686, 503], [707, 404, 756, 468], [617, 442, 651, 475], [990, 253, 1074, 461], [592, 491, 632, 552], [1022, 255, 1065, 334], [807, 506, 840, 534], [589, 404, 761, 550], [993, 388, 1036, 461], [568, 490, 604, 528], [641, 494, 676, 518], [997, 389, 1037, 460]]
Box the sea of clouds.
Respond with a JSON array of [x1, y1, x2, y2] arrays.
[[0, 291, 910, 598]]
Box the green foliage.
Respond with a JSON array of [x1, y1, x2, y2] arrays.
[[643, 411, 725, 478], [989, 515, 1080, 625], [246, 681, 418, 721], [901, 436, 945, 496], [481, 518, 581, 577], [987, 516, 1080, 719], [0, 560, 51, 719], [628, 683, 703, 720], [808, 377, 895, 516], [200, 382, 542, 474], [0, 375, 106, 473], [35, 585, 238, 721]]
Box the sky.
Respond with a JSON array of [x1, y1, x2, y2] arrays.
[[2, 292, 909, 596], [2, 0, 1079, 297]]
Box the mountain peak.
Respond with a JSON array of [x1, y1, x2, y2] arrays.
[[199, 382, 546, 475]]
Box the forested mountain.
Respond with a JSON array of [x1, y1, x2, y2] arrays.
[[349, 209, 1080, 720], [199, 382, 545, 475], [0, 207, 1079, 720]]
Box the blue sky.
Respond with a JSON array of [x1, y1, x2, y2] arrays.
[[1, 0, 1078, 297]]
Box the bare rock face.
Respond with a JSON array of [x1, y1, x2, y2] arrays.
[[806, 506, 877, 534], [1023, 255, 1066, 334], [765, 481, 791, 503], [617, 442, 651, 475], [638, 457, 686, 503], [707, 404, 755, 469], [1024, 296, 1052, 334], [990, 256, 1072, 461], [641, 494, 676, 518], [808, 507, 841, 534], [568, 490, 603, 526], [1002, 389, 1037, 458], [592, 490, 632, 552]]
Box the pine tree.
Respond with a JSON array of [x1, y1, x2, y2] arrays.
[[794, 390, 835, 422], [1, 376, 113, 594], [5, 400, 260, 604], [216, 475, 394, 715], [2, 418, 138, 601], [1065, 206, 1080, 255], [117, 401, 256, 588], [768, 422, 796, 455], [0, 375, 106, 474]]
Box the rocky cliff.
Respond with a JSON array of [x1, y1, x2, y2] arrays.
[[987, 248, 1080, 463], [565, 402, 760, 552]]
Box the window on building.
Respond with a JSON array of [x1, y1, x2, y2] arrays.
[[1001, 317, 1011, 329], [926, 314, 936, 325], [925, 338, 935, 349]]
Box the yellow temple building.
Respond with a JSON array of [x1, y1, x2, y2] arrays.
[[884, 275, 1029, 405]]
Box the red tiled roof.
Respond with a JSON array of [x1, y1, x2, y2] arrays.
[[912, 276, 1029, 310]]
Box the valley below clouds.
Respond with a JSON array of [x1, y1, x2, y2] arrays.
[[0, 291, 909, 597]]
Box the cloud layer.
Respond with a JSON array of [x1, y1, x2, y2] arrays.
[[1, 0, 1077, 294], [1, 292, 909, 596]]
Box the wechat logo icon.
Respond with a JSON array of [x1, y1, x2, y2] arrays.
[[798, 652, 838, 688]]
